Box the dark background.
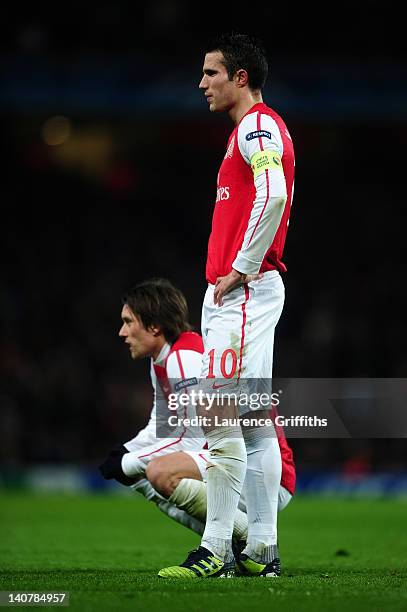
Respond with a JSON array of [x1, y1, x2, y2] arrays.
[[1, 3, 406, 479]]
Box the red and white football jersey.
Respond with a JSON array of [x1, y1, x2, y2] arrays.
[[124, 331, 205, 454], [206, 102, 295, 284]]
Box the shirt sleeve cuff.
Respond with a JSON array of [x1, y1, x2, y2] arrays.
[[232, 253, 262, 275]]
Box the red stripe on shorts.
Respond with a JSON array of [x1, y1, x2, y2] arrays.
[[237, 284, 250, 380]]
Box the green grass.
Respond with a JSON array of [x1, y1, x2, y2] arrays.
[[0, 492, 406, 611]]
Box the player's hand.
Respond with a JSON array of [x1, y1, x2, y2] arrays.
[[214, 270, 263, 306]]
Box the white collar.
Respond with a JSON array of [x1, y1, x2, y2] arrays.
[[153, 342, 171, 365]]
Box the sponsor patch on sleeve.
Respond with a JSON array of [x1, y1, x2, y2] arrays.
[[250, 150, 283, 177], [246, 130, 272, 141]]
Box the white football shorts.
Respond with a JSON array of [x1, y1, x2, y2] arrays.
[[199, 271, 285, 414]]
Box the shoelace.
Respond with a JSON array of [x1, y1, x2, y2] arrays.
[[180, 546, 212, 568]]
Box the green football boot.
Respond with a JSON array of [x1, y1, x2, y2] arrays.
[[235, 546, 281, 577], [158, 546, 225, 579]]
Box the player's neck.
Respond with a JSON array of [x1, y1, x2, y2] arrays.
[[229, 91, 263, 125], [152, 336, 167, 361]]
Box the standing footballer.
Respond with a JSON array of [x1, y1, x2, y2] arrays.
[[159, 33, 295, 578]]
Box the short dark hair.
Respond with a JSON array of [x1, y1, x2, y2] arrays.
[[122, 278, 192, 344], [204, 32, 268, 90]]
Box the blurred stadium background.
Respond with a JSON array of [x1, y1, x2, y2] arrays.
[[1, 3, 406, 498]]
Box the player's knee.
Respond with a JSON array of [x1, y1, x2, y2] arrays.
[[146, 459, 179, 498]]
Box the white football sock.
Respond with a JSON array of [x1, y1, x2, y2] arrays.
[[131, 479, 205, 535], [200, 426, 247, 561], [131, 478, 164, 502], [157, 500, 205, 535], [169, 478, 248, 540], [242, 424, 282, 563]]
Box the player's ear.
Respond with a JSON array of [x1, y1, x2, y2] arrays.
[[234, 69, 249, 88], [149, 324, 162, 337]]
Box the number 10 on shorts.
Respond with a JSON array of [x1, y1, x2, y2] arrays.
[[206, 348, 238, 379]]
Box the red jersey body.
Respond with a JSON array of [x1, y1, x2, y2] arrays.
[[206, 102, 295, 284]]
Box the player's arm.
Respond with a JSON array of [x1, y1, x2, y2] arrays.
[[165, 348, 202, 426], [232, 112, 287, 275], [166, 349, 202, 390], [99, 350, 202, 484]]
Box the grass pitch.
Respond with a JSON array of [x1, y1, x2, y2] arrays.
[[0, 492, 406, 611]]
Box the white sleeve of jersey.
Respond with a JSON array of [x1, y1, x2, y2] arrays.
[[123, 360, 157, 450], [233, 112, 288, 275], [150, 358, 157, 411], [166, 349, 202, 388], [166, 349, 202, 422]]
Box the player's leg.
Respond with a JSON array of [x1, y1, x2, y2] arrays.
[[147, 451, 248, 541], [158, 285, 248, 578], [146, 451, 206, 534], [137, 457, 293, 547], [200, 286, 249, 567], [239, 485, 293, 513], [235, 273, 285, 577], [146, 450, 202, 498], [198, 415, 246, 561], [142, 456, 291, 544], [236, 419, 282, 577], [233, 484, 293, 564], [99, 435, 247, 542], [137, 453, 205, 536], [100, 444, 206, 537]]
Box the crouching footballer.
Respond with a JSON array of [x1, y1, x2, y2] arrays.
[[99, 278, 296, 577]]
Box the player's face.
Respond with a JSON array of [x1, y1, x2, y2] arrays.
[[119, 304, 158, 360], [199, 51, 236, 112]]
